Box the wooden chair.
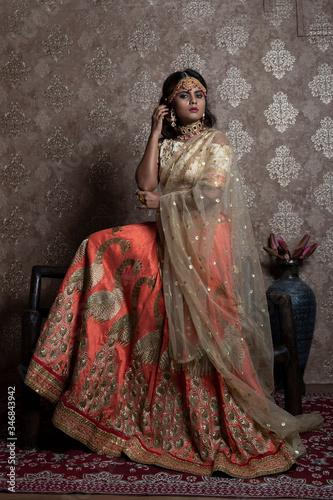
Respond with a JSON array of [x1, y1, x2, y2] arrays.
[[21, 266, 302, 449], [21, 265, 67, 450]]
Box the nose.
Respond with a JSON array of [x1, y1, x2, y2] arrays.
[[189, 93, 197, 104]]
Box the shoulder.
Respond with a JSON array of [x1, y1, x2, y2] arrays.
[[205, 130, 234, 165], [159, 137, 173, 147], [208, 129, 231, 147], [158, 137, 169, 153]]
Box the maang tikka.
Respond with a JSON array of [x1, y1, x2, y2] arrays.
[[167, 73, 207, 103]]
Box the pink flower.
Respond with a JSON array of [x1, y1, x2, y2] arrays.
[[263, 234, 317, 261]]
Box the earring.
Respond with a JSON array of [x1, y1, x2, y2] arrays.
[[202, 112, 205, 123], [171, 109, 177, 128]]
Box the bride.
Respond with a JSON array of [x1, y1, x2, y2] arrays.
[[25, 68, 322, 478]]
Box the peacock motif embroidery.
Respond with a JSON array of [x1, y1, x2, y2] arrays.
[[67, 237, 131, 293], [83, 259, 143, 323]]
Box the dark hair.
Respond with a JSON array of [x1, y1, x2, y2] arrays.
[[159, 68, 216, 139]]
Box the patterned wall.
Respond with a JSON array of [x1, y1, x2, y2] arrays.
[[0, 0, 332, 386]]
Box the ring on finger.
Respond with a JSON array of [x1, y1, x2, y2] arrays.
[[139, 194, 145, 205]]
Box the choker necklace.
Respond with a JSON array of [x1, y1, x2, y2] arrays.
[[177, 120, 206, 141]]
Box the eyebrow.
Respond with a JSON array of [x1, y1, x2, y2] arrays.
[[178, 89, 204, 94]]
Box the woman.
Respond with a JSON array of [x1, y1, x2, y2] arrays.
[[25, 69, 322, 478]]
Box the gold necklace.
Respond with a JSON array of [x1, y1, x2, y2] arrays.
[[177, 120, 206, 141]]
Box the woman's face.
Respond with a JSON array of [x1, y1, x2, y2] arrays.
[[172, 86, 206, 126]]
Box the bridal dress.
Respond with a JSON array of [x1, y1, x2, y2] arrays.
[[25, 129, 322, 477]]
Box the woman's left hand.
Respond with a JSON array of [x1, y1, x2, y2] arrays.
[[137, 190, 161, 210]]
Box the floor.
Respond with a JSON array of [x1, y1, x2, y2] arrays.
[[0, 496, 305, 500], [1, 385, 331, 500]]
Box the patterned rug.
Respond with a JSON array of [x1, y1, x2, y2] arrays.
[[1, 393, 332, 498]]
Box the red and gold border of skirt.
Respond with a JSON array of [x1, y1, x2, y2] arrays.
[[124, 436, 296, 478], [25, 358, 65, 404], [52, 398, 296, 478]]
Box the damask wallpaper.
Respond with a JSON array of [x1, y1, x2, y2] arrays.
[[0, 0, 332, 388]]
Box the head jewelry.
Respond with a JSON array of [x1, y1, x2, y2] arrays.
[[167, 73, 207, 103]]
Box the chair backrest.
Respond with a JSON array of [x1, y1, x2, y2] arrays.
[[28, 265, 68, 315]]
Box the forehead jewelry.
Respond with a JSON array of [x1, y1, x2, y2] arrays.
[[167, 73, 207, 103]]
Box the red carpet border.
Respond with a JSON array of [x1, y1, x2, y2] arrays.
[[1, 393, 332, 498]]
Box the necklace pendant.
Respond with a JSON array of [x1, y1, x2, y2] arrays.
[[178, 120, 205, 141]]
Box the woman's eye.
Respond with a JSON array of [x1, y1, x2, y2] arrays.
[[180, 94, 188, 99], [196, 93, 203, 98]]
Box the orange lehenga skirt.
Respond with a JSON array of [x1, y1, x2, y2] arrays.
[[25, 221, 295, 478]]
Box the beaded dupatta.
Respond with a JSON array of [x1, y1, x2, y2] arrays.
[[158, 129, 322, 458]]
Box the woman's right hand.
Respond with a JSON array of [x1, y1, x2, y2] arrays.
[[151, 104, 169, 137]]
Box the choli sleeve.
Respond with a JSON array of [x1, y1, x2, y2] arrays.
[[199, 142, 233, 189]]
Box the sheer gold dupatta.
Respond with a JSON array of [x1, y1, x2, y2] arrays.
[[158, 130, 322, 458]]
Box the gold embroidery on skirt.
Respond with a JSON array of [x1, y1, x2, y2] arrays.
[[52, 400, 127, 455], [25, 359, 64, 403], [124, 436, 295, 478], [67, 237, 131, 293], [185, 347, 215, 377], [83, 259, 143, 323], [69, 238, 88, 267]]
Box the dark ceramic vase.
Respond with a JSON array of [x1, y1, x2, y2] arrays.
[[266, 259, 316, 395]]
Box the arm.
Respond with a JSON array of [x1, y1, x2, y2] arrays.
[[135, 104, 169, 191], [198, 132, 232, 204]]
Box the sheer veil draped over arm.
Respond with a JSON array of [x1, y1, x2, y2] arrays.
[[157, 129, 322, 458]]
